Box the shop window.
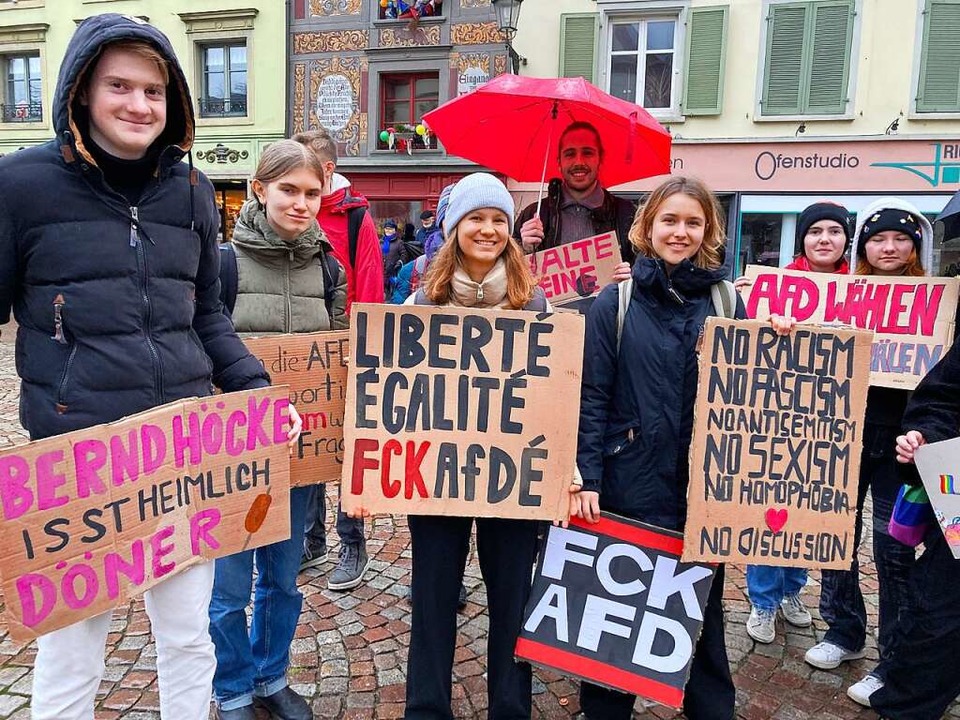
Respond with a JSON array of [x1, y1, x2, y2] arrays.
[[1, 52, 41, 123], [738, 213, 784, 275], [378, 73, 439, 150], [199, 42, 247, 118], [213, 182, 247, 241], [916, 0, 960, 113], [759, 0, 855, 117]]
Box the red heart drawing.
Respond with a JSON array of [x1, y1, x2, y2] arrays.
[[765, 508, 788, 534]]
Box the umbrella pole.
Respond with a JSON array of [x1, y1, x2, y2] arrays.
[[531, 106, 557, 276]]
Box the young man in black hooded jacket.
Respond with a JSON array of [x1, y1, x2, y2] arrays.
[[0, 14, 297, 720]]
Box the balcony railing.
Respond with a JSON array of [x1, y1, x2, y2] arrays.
[[198, 98, 247, 118], [1, 103, 42, 123]]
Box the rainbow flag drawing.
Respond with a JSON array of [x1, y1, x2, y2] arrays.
[[941, 475, 959, 494]]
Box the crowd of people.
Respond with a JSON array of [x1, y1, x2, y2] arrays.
[[2, 12, 960, 720]]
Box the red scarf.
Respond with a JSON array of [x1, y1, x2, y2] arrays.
[[785, 255, 849, 274]]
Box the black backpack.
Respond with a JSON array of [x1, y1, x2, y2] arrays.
[[218, 243, 339, 319]]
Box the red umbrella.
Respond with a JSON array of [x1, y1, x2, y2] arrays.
[[422, 74, 672, 189]]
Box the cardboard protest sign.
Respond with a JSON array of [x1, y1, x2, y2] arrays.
[[528, 232, 622, 308], [913, 437, 960, 558], [0, 388, 291, 642], [683, 319, 871, 569], [516, 514, 716, 710], [341, 304, 583, 521], [242, 331, 348, 486], [743, 265, 959, 389]]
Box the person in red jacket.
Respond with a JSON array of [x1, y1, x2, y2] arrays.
[[294, 129, 383, 590]]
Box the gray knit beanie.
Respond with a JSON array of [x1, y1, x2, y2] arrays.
[[443, 172, 516, 236]]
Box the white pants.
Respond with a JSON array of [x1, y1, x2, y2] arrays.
[[31, 562, 216, 720]]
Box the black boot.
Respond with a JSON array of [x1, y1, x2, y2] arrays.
[[253, 686, 312, 720]]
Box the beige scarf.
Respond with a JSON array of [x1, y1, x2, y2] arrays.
[[449, 259, 509, 308]]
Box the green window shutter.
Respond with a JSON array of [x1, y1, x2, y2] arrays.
[[806, 1, 854, 114], [917, 0, 960, 113], [683, 5, 729, 115], [560, 13, 598, 83], [762, 3, 809, 116]]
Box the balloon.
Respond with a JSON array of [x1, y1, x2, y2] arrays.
[[386, 127, 396, 134], [379, 130, 389, 142], [415, 124, 426, 135], [380, 0, 388, 5]]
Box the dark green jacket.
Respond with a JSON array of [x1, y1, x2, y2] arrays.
[[230, 199, 348, 335]]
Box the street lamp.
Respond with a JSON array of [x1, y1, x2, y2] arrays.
[[491, 0, 525, 74]]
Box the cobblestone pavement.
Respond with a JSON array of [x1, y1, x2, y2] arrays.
[[0, 322, 956, 720]]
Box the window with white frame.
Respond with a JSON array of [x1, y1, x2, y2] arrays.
[[1, 51, 41, 123], [607, 16, 678, 112], [199, 42, 247, 118]]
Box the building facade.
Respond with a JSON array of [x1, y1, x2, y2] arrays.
[[512, 0, 960, 275], [0, 0, 287, 239], [288, 0, 511, 228]]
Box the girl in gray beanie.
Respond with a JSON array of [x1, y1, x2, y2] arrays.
[[403, 172, 548, 719]]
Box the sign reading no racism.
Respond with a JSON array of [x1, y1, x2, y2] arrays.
[[528, 232, 623, 308], [341, 304, 584, 521], [243, 331, 349, 486], [0, 388, 292, 642], [684, 319, 871, 569], [516, 515, 715, 710], [743, 265, 959, 389]]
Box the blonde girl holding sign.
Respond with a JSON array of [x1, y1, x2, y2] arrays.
[[573, 176, 752, 720]]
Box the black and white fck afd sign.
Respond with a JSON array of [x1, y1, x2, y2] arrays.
[[516, 514, 716, 709]]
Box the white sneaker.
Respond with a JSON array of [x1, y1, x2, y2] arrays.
[[847, 674, 884, 707], [805, 640, 866, 669], [780, 593, 812, 627], [746, 606, 777, 644]]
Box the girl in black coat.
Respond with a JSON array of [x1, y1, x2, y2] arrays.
[[574, 176, 791, 720]]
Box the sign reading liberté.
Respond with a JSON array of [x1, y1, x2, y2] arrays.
[[242, 331, 349, 486], [341, 304, 584, 521], [528, 232, 623, 307], [684, 319, 871, 569], [517, 515, 715, 709], [0, 387, 292, 642], [743, 266, 958, 389]]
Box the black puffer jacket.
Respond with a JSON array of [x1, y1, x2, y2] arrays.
[[577, 255, 745, 530], [0, 14, 268, 440]]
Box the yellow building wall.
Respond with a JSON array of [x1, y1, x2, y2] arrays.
[[0, 0, 286, 163]]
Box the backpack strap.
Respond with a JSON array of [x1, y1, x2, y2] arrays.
[[317, 249, 339, 320], [218, 243, 239, 316], [710, 280, 737, 319], [616, 278, 633, 355], [347, 206, 366, 269]]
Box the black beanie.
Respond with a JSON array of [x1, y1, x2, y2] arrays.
[[857, 208, 923, 256], [796, 202, 852, 247]]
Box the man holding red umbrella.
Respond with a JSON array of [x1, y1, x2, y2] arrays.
[[514, 120, 636, 277], [421, 76, 671, 285]]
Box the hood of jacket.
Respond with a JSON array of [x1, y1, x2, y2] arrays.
[[54, 13, 194, 167], [323, 185, 371, 215], [232, 197, 331, 268], [631, 250, 734, 301], [852, 197, 934, 275]]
